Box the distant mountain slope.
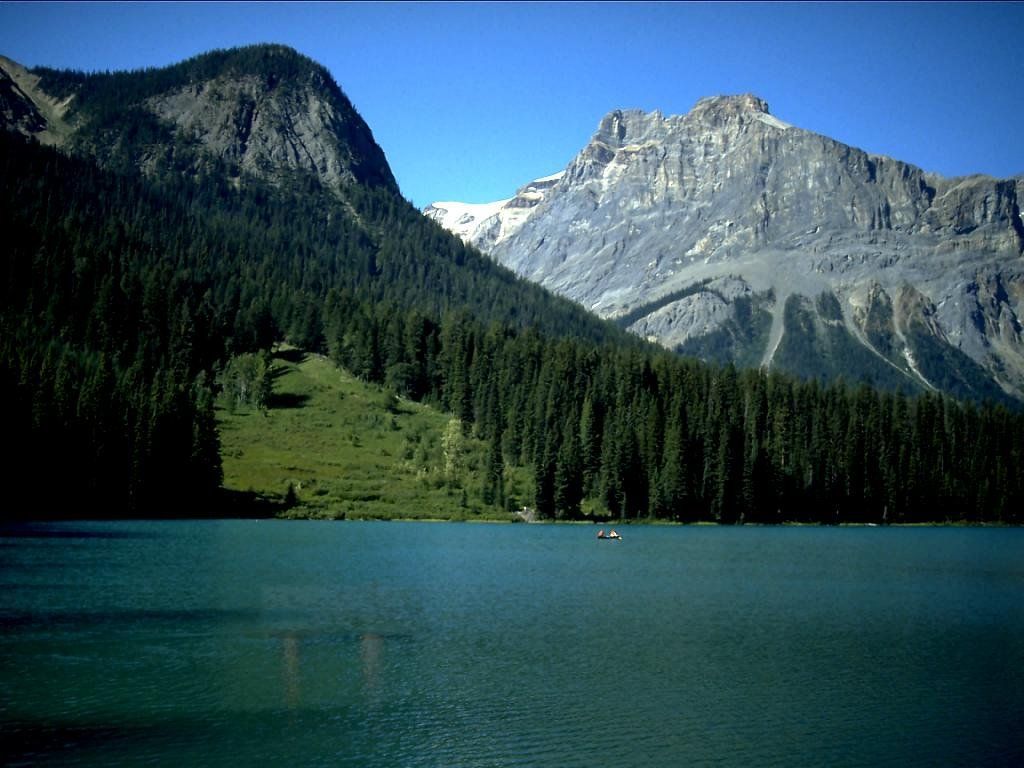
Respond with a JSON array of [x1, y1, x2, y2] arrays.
[[424, 171, 564, 252], [428, 95, 1024, 404]]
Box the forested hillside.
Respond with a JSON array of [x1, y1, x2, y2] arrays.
[[0, 129, 623, 517], [4, 129, 1023, 523], [2, 45, 1022, 524]]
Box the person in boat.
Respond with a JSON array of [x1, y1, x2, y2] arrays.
[[597, 529, 606, 539], [609, 529, 621, 539]]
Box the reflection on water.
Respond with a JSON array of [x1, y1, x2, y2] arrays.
[[276, 628, 386, 714], [360, 632, 383, 693], [281, 634, 301, 711]]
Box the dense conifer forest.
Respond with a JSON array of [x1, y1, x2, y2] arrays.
[[3, 122, 1022, 522], [0, 128, 622, 517]]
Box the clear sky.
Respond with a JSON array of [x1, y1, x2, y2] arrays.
[[1, 2, 1022, 208]]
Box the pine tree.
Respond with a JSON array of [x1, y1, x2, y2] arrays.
[[578, 393, 602, 497], [554, 416, 583, 519], [482, 427, 505, 508], [657, 401, 690, 520]]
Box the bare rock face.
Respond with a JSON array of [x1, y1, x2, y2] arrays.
[[144, 67, 394, 191], [0, 46, 396, 195], [0, 63, 46, 135], [430, 94, 1024, 402], [0, 55, 74, 145]]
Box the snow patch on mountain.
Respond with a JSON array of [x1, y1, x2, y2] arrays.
[[424, 170, 564, 251], [423, 199, 510, 242]]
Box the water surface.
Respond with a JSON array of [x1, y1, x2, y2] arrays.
[[2, 521, 1022, 766]]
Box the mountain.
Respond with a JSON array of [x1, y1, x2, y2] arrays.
[[1, 45, 396, 193], [427, 95, 1024, 404], [0, 46, 622, 341], [0, 45, 628, 517], [3, 47, 1022, 525]]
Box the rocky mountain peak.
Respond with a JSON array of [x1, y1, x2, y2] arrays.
[[429, 95, 1024, 404], [687, 93, 785, 132], [0, 44, 397, 195], [594, 108, 664, 145], [692, 93, 770, 117], [593, 95, 773, 146]]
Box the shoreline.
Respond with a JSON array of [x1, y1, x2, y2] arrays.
[[2, 515, 1017, 528]]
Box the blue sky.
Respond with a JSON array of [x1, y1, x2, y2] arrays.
[[1, 2, 1022, 208]]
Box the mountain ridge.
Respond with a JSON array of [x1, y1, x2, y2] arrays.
[[0, 45, 397, 194], [3, 47, 1022, 526], [426, 94, 1024, 404]]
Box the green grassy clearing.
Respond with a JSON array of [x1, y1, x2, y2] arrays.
[[217, 348, 523, 521]]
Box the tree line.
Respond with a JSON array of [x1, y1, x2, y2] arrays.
[[323, 302, 1024, 524]]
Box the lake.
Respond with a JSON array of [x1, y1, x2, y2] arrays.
[[2, 521, 1023, 766]]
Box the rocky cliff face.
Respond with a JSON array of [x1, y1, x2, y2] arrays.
[[0, 55, 74, 144], [0, 45, 396, 194], [429, 95, 1024, 402]]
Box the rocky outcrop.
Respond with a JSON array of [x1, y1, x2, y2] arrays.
[[0, 55, 74, 145], [0, 63, 45, 135], [430, 95, 1024, 402], [144, 68, 394, 191]]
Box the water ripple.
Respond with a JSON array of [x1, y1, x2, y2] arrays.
[[2, 522, 1022, 766]]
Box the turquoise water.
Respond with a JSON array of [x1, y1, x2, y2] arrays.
[[2, 521, 1023, 766]]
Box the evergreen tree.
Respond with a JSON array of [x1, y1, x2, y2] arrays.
[[554, 416, 583, 519], [578, 393, 602, 497], [482, 427, 505, 508], [441, 417, 465, 489]]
